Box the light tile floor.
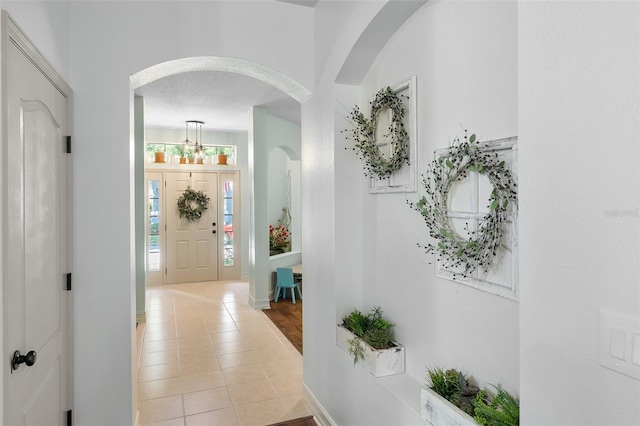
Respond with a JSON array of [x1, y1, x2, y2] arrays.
[[135, 280, 311, 426]]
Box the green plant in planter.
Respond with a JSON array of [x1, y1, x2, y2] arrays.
[[166, 145, 183, 157], [473, 385, 520, 426], [341, 306, 395, 365], [426, 367, 479, 417]]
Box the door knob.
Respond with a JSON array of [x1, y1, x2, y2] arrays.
[[212, 230, 217, 234], [212, 222, 216, 227], [11, 350, 37, 371]]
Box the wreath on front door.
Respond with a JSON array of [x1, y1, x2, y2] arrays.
[[177, 187, 210, 222], [343, 86, 410, 179]]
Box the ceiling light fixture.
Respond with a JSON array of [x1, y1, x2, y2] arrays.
[[181, 120, 205, 161]]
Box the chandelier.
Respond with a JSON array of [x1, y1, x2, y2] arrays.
[[181, 120, 204, 161]]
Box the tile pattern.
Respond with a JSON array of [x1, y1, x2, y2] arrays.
[[136, 281, 311, 426]]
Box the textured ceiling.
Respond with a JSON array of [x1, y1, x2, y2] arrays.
[[136, 70, 301, 132], [136, 0, 318, 133]]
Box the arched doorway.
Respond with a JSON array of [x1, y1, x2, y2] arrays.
[[130, 55, 311, 321]]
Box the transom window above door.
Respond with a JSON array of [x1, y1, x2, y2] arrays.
[[146, 142, 236, 164]]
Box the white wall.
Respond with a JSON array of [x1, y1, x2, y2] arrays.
[[2, 1, 70, 81], [358, 0, 519, 392], [68, 2, 311, 424], [519, 2, 640, 424], [305, 1, 640, 425], [267, 114, 302, 252], [302, 1, 431, 424], [306, 2, 518, 424], [268, 150, 289, 224]]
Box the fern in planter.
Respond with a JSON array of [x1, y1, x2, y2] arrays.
[[474, 385, 520, 426], [426, 367, 479, 417], [341, 306, 395, 364]]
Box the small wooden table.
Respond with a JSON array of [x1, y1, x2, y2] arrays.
[[291, 263, 302, 283]]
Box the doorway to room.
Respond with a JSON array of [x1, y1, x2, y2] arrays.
[[132, 57, 311, 306]]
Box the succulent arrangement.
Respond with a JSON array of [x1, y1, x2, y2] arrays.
[[425, 366, 520, 425], [426, 367, 479, 417]]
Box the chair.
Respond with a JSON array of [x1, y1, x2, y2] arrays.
[[275, 267, 302, 304]]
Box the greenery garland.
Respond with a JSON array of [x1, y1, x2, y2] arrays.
[[343, 86, 410, 179], [177, 187, 210, 222], [408, 131, 517, 277]]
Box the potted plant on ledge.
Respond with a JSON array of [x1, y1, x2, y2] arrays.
[[421, 367, 520, 426], [421, 367, 479, 426], [336, 306, 405, 377], [474, 385, 520, 426]]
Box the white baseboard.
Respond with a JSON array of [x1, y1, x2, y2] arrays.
[[136, 311, 146, 324], [303, 384, 336, 426], [248, 294, 271, 310]]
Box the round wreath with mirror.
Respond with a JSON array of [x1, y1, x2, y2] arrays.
[[343, 86, 410, 179], [408, 131, 518, 277]]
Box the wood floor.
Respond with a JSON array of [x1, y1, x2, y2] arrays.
[[267, 415, 315, 426], [262, 298, 303, 355]]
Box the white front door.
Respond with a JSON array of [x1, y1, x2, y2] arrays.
[[3, 14, 71, 425], [166, 172, 219, 283]]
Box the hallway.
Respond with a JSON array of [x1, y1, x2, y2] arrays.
[[135, 280, 310, 425]]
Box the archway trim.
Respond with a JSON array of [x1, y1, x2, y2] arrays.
[[130, 56, 312, 103]]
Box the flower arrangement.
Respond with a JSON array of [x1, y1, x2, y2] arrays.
[[269, 225, 290, 250]]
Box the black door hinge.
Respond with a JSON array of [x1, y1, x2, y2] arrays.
[[66, 136, 72, 154], [66, 409, 72, 426], [66, 273, 72, 291]]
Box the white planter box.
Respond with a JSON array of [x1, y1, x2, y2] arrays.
[[336, 325, 405, 377], [420, 387, 476, 426]]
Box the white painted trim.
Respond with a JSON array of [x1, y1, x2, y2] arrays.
[[336, 325, 405, 377], [369, 75, 418, 194], [303, 384, 336, 426], [136, 312, 146, 325], [4, 12, 71, 97], [130, 57, 312, 103], [421, 387, 476, 426], [434, 137, 519, 301], [248, 294, 271, 310]]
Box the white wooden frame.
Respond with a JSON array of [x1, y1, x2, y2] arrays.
[[336, 325, 405, 377], [435, 137, 519, 301], [370, 76, 417, 193], [1, 10, 74, 422]]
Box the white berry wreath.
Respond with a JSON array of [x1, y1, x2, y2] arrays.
[[343, 86, 410, 179], [177, 187, 210, 222], [408, 131, 518, 277]]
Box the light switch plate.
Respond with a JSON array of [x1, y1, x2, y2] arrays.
[[600, 308, 640, 380]]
